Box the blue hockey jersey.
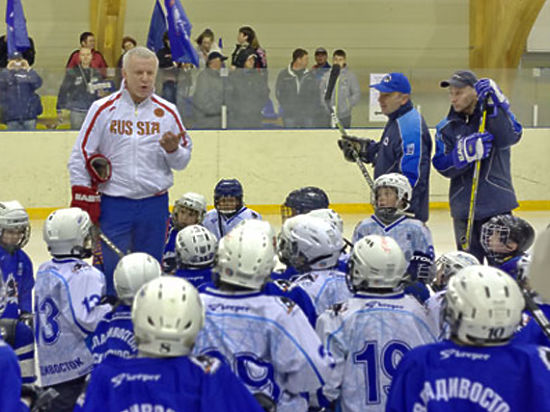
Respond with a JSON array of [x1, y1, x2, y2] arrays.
[[0, 340, 28, 411], [75, 354, 265, 412], [174, 267, 213, 289], [90, 304, 137, 365], [0, 247, 34, 318], [387, 339, 550, 411], [161, 223, 179, 274]]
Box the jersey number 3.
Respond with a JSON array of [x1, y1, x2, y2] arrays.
[[37, 297, 61, 345]]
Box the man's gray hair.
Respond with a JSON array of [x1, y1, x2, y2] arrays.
[[122, 46, 159, 70]]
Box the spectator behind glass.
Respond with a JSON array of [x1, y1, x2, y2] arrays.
[[231, 26, 266, 70], [195, 28, 214, 68], [0, 35, 36, 68], [193, 50, 227, 129], [227, 50, 269, 129], [66, 31, 108, 71], [275, 48, 321, 128], [0, 52, 42, 130], [156, 32, 179, 104], [116, 36, 137, 69], [57, 47, 113, 130], [311, 47, 331, 80]]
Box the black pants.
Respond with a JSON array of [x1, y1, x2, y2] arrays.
[[43, 375, 86, 412]]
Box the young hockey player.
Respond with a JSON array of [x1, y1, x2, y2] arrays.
[[351, 173, 435, 302], [0, 201, 34, 319], [425, 251, 480, 336], [90, 252, 161, 364], [203, 178, 262, 239], [387, 265, 550, 411], [316, 235, 437, 411], [279, 214, 352, 315], [162, 192, 207, 274], [35, 207, 112, 412], [174, 224, 217, 288], [281, 186, 330, 223], [193, 223, 331, 412], [0, 336, 27, 411], [480, 214, 535, 279], [76, 276, 265, 412]]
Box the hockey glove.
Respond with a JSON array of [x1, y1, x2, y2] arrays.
[[406, 251, 435, 283], [452, 131, 493, 169], [71, 185, 101, 223], [337, 135, 375, 163], [475, 78, 510, 116], [86, 154, 112, 190]]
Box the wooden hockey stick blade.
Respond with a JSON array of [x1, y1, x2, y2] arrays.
[[527, 226, 550, 302]]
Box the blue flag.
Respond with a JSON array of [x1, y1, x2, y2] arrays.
[[147, 0, 167, 52], [5, 0, 30, 56], [164, 0, 199, 66]]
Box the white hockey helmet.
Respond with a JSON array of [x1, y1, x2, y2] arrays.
[[215, 224, 276, 290], [114, 253, 162, 305], [348, 235, 407, 291], [43, 208, 92, 258], [233, 219, 277, 254], [132, 276, 204, 357], [372, 173, 412, 221], [173, 192, 207, 227], [0, 200, 31, 251], [175, 225, 218, 268], [444, 265, 524, 345], [278, 214, 344, 272], [432, 251, 480, 292], [307, 208, 344, 236]]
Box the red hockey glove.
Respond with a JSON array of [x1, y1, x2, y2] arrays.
[[71, 185, 101, 223], [86, 154, 112, 190]]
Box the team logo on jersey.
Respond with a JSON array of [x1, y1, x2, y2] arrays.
[[109, 120, 161, 136], [406, 143, 415, 155], [383, 136, 389, 146], [154, 108, 165, 118]]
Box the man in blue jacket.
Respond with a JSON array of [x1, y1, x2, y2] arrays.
[[338, 73, 431, 222], [432, 70, 522, 261]]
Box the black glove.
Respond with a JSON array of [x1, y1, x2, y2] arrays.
[[337, 136, 374, 163], [406, 251, 435, 283]]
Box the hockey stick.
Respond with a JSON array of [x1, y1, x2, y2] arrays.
[[460, 102, 487, 252], [522, 226, 550, 340], [325, 64, 375, 191], [91, 225, 125, 259]]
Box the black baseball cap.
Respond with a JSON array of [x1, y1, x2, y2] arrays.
[[207, 50, 227, 62], [440, 70, 478, 88]]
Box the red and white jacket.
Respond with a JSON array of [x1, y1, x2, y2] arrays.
[[68, 86, 192, 199]]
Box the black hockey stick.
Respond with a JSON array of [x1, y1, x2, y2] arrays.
[[326, 64, 375, 190], [521, 226, 550, 340]]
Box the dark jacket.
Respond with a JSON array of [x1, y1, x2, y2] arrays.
[[192, 67, 224, 129], [432, 102, 522, 220], [57, 66, 111, 112], [362, 100, 432, 222], [0, 68, 42, 122], [227, 68, 269, 129], [275, 65, 321, 127]]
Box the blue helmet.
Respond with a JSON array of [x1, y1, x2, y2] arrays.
[[281, 186, 329, 222], [214, 179, 243, 216]]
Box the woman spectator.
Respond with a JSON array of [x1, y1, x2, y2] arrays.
[[195, 28, 215, 68], [231, 26, 267, 69]]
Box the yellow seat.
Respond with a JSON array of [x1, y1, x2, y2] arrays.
[[37, 95, 61, 129]]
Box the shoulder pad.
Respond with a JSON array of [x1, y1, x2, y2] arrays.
[[435, 118, 450, 136], [276, 296, 296, 314], [190, 355, 222, 374]]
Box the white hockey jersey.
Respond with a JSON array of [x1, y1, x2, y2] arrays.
[[68, 86, 192, 199], [425, 290, 447, 339], [293, 269, 353, 316], [316, 291, 438, 412], [352, 215, 434, 262], [202, 207, 262, 239], [34, 258, 111, 386], [193, 286, 332, 412]]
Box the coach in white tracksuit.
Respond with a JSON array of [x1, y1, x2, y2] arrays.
[[68, 46, 192, 296]]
